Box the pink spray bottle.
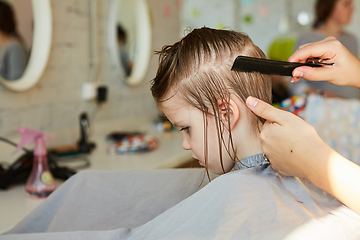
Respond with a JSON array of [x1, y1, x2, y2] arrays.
[[13, 127, 57, 198]]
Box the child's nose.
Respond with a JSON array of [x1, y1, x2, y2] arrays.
[[182, 137, 191, 150]]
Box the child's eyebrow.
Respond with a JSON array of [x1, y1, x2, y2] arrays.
[[172, 123, 181, 128], [171, 121, 186, 128]]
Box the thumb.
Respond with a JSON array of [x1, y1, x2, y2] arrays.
[[246, 96, 284, 124]]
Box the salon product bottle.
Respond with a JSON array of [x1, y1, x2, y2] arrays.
[[14, 127, 57, 198]]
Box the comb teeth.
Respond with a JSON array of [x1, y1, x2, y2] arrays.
[[231, 56, 321, 76]]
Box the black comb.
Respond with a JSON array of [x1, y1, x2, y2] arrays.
[[231, 56, 325, 76]]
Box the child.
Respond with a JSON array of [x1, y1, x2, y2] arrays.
[[151, 27, 272, 175], [146, 27, 360, 238]]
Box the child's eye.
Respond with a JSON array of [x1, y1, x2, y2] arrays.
[[180, 127, 190, 133]]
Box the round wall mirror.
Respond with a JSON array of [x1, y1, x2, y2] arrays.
[[108, 0, 151, 86], [0, 0, 52, 92]]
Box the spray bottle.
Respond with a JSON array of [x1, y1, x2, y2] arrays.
[[13, 127, 57, 198]]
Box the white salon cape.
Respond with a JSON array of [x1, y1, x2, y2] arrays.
[[2, 154, 360, 239]]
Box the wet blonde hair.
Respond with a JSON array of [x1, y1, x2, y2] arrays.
[[151, 27, 272, 173]]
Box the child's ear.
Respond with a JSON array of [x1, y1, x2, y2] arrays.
[[218, 99, 240, 130]]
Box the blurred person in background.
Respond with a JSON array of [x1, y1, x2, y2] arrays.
[[290, 0, 360, 98], [117, 24, 132, 77], [0, 1, 28, 81]]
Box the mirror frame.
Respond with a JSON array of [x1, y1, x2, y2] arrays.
[[108, 0, 151, 86], [0, 0, 52, 92]]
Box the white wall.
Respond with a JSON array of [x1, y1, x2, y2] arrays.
[[181, 0, 360, 56]]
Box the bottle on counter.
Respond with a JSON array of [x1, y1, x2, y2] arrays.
[[13, 127, 57, 198]]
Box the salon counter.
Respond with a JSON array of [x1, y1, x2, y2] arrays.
[[0, 115, 193, 234]]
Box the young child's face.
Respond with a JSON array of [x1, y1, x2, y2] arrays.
[[161, 93, 235, 175]]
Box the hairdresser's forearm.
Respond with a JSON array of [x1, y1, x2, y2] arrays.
[[306, 145, 360, 215]]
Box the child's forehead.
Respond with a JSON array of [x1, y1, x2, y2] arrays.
[[159, 94, 188, 113], [159, 98, 194, 125]]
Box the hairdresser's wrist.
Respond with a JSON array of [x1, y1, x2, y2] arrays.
[[301, 143, 335, 192], [309, 149, 360, 215]]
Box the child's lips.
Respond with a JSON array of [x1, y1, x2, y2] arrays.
[[195, 158, 205, 166], [193, 156, 203, 166]]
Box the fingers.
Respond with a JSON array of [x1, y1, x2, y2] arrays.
[[288, 37, 345, 83], [246, 97, 285, 124], [288, 36, 338, 63]]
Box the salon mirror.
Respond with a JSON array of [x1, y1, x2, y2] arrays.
[[108, 0, 151, 86], [0, 0, 51, 92]]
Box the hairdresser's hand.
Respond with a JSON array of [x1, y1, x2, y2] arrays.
[[288, 36, 360, 88], [245, 97, 332, 179], [246, 96, 360, 215]]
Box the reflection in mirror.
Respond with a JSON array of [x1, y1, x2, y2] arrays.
[[0, 0, 52, 92], [117, 20, 133, 77], [0, 0, 31, 81], [108, 0, 151, 86]]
